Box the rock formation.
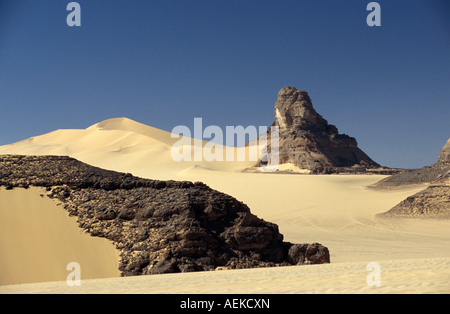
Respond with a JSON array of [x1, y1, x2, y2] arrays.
[[253, 87, 380, 173], [0, 155, 330, 276], [373, 140, 450, 189], [375, 139, 450, 218], [438, 139, 450, 164], [382, 186, 450, 218], [372, 163, 450, 189]]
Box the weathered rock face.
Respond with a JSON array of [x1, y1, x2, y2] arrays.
[[381, 186, 450, 218], [374, 139, 450, 218], [255, 87, 380, 173], [438, 139, 450, 164], [274, 87, 328, 134], [0, 155, 330, 276]]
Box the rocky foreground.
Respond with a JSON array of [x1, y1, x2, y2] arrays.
[[0, 155, 330, 276]]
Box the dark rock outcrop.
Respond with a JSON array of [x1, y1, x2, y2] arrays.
[[253, 87, 381, 173], [0, 155, 330, 276], [286, 243, 330, 265]]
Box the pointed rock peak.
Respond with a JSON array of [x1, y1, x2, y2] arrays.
[[274, 87, 330, 133], [277, 86, 310, 100], [438, 138, 450, 164], [254, 86, 380, 173]]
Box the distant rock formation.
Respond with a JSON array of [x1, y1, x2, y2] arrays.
[[382, 186, 449, 218], [438, 139, 450, 164], [375, 139, 450, 218], [373, 139, 450, 189], [372, 163, 450, 189], [0, 155, 330, 276], [253, 87, 381, 173]]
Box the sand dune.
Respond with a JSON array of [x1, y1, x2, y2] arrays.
[[1, 117, 449, 293], [0, 118, 255, 179]]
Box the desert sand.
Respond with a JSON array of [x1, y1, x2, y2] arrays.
[[1, 118, 449, 293], [2, 257, 449, 294], [0, 187, 120, 286]]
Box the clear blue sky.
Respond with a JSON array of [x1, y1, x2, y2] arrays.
[[0, 0, 449, 168]]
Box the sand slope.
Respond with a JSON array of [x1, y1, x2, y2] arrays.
[[0, 187, 120, 285], [1, 117, 450, 293]]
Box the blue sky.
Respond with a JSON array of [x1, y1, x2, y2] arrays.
[[0, 0, 449, 168]]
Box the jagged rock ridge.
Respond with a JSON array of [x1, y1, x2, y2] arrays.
[[0, 155, 330, 276], [254, 87, 380, 173]]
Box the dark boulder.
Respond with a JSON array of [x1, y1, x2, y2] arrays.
[[287, 243, 331, 265]]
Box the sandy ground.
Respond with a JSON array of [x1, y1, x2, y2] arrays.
[[1, 117, 449, 293], [2, 257, 450, 294], [0, 187, 120, 285]]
